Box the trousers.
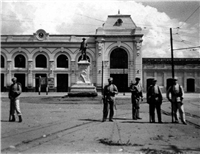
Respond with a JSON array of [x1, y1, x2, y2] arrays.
[[103, 100, 114, 120], [172, 101, 186, 122], [132, 97, 140, 119], [149, 100, 162, 122], [10, 98, 22, 116]]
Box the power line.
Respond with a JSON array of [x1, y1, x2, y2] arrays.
[[178, 6, 200, 28], [174, 46, 200, 51]]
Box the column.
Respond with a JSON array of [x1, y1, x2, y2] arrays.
[[96, 38, 104, 91]]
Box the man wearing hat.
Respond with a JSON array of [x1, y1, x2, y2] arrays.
[[80, 38, 87, 60], [167, 77, 187, 125], [8, 77, 23, 122], [130, 77, 143, 120], [147, 78, 163, 123], [102, 77, 118, 122]]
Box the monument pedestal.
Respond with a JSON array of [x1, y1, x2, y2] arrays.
[[68, 60, 98, 97]]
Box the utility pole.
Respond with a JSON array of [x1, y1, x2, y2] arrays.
[[170, 28, 174, 79], [170, 28, 174, 123]]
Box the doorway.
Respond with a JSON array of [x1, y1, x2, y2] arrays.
[[187, 78, 195, 92], [35, 74, 47, 92], [166, 78, 174, 91], [57, 74, 68, 92], [14, 74, 26, 92], [110, 74, 128, 92]]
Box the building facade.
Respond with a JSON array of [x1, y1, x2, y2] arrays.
[[143, 58, 200, 93], [1, 14, 200, 93], [1, 14, 143, 93]]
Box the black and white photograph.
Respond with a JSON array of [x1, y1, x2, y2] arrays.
[[1, 0, 200, 153]]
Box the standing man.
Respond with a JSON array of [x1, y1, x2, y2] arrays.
[[102, 77, 118, 122], [167, 77, 187, 125], [80, 38, 87, 60], [130, 77, 143, 120], [8, 77, 23, 122], [147, 78, 163, 123]]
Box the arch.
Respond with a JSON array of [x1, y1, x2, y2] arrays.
[[35, 54, 47, 68], [32, 48, 51, 58], [1, 55, 5, 68], [187, 78, 195, 92], [57, 54, 69, 68], [14, 54, 26, 68], [53, 48, 73, 59], [110, 47, 128, 68], [75, 48, 94, 63], [106, 42, 133, 61], [10, 48, 30, 55]]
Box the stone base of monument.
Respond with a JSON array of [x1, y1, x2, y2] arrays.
[[68, 60, 98, 97], [68, 83, 98, 97]]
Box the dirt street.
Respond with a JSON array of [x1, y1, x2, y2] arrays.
[[1, 93, 200, 154]]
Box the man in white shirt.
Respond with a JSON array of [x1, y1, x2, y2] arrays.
[[167, 77, 187, 125]]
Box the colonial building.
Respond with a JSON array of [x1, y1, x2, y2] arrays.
[[1, 13, 200, 93], [1, 14, 143, 93], [143, 58, 200, 93]]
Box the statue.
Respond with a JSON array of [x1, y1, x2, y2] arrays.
[[80, 38, 87, 60]]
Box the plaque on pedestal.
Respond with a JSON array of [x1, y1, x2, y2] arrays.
[[68, 60, 98, 97]]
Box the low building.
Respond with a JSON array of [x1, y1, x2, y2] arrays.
[[143, 58, 200, 93]]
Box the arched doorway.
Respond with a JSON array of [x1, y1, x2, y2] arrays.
[[110, 48, 128, 92], [187, 78, 195, 92]]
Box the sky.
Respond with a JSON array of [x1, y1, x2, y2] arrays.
[[1, 0, 200, 58]]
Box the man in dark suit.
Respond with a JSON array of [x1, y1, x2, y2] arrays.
[[147, 78, 163, 123]]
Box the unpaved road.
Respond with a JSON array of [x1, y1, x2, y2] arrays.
[[1, 94, 200, 154]]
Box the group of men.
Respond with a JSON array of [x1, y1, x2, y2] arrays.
[[102, 77, 187, 125], [8, 76, 187, 125]]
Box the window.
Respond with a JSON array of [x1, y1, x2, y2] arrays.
[[36, 54, 47, 68], [1, 55, 5, 68], [15, 54, 26, 68], [57, 55, 68, 68]]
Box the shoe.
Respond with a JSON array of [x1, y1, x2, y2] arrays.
[[137, 117, 142, 120], [158, 121, 163, 123], [182, 121, 187, 125], [133, 117, 137, 120], [18, 115, 22, 123], [109, 119, 113, 122], [11, 115, 16, 122], [102, 119, 106, 122], [174, 120, 179, 123]]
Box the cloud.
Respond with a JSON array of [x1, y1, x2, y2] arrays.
[[1, 0, 199, 58]]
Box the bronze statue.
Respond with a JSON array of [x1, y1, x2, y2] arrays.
[[80, 38, 87, 60]]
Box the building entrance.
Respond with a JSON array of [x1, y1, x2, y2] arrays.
[[14, 73, 26, 92], [110, 47, 128, 92], [35, 74, 47, 92], [57, 74, 68, 92], [110, 74, 128, 92], [187, 78, 195, 92], [1, 73, 5, 92]]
